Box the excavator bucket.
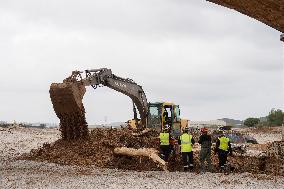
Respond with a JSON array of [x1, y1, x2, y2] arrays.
[[49, 81, 89, 140]]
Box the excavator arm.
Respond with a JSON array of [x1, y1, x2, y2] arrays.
[[82, 68, 148, 125], [49, 68, 148, 140]]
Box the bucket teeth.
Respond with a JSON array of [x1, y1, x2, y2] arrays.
[[49, 82, 89, 140]]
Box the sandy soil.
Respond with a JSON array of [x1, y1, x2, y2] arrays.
[[1, 126, 284, 189], [250, 133, 282, 144], [235, 127, 283, 144], [0, 126, 60, 161]]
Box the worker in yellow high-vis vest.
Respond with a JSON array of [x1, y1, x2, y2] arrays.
[[214, 131, 232, 170], [159, 126, 171, 162], [178, 127, 195, 172]]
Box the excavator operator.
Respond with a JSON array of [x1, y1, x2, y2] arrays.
[[163, 110, 168, 125]]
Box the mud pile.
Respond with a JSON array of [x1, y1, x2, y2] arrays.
[[266, 141, 284, 160], [22, 128, 284, 175], [226, 155, 284, 176], [167, 150, 284, 175], [22, 128, 163, 171], [50, 76, 88, 140]]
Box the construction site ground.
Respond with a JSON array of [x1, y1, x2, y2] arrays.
[[1, 126, 284, 188]]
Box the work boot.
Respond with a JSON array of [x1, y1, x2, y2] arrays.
[[189, 164, 194, 172], [224, 164, 230, 175], [208, 164, 212, 173], [183, 166, 189, 172], [220, 166, 225, 173], [200, 161, 205, 173]]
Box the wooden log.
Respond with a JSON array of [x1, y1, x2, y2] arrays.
[[114, 147, 167, 171], [132, 128, 152, 137]]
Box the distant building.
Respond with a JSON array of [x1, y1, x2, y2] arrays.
[[189, 120, 226, 128]]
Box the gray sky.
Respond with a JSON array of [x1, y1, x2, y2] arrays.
[[0, 0, 283, 124]]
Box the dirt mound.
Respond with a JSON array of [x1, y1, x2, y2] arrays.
[[166, 150, 284, 175], [266, 141, 284, 160], [21, 128, 284, 175], [22, 128, 163, 171], [49, 76, 88, 140]]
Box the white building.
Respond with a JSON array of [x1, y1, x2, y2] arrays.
[[189, 120, 226, 128]]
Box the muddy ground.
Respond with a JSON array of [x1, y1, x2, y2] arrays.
[[1, 126, 284, 188]]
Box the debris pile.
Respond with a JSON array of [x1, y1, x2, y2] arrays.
[[49, 75, 88, 140], [266, 141, 284, 160], [22, 128, 164, 171], [21, 127, 284, 175]]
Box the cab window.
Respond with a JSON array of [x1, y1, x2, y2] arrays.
[[175, 106, 181, 121]]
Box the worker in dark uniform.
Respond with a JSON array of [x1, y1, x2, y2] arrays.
[[159, 126, 171, 162], [178, 127, 195, 171], [215, 131, 232, 171], [198, 127, 212, 173]]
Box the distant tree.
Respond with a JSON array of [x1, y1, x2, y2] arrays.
[[244, 118, 260, 127], [267, 108, 283, 126]]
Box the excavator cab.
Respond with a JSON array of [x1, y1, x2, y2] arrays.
[[147, 102, 181, 138]]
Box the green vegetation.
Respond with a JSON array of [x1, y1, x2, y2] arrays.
[[244, 118, 260, 127], [244, 108, 283, 127], [267, 108, 283, 126]]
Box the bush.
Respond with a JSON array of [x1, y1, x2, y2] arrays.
[[244, 118, 260, 127], [267, 109, 283, 126]]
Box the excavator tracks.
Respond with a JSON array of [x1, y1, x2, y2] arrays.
[[49, 81, 89, 140]]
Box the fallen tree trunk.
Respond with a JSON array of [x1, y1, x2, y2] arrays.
[[114, 147, 167, 171]]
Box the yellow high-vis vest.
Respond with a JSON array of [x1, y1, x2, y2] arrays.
[[160, 132, 170, 145], [180, 133, 193, 152], [218, 136, 230, 151]]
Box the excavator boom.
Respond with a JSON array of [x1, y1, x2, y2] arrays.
[[82, 68, 148, 124]]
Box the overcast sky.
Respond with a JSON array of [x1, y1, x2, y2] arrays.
[[0, 0, 283, 124]]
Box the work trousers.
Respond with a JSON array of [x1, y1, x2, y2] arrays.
[[160, 145, 171, 162], [217, 149, 228, 168], [181, 152, 193, 171], [200, 148, 212, 172]]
